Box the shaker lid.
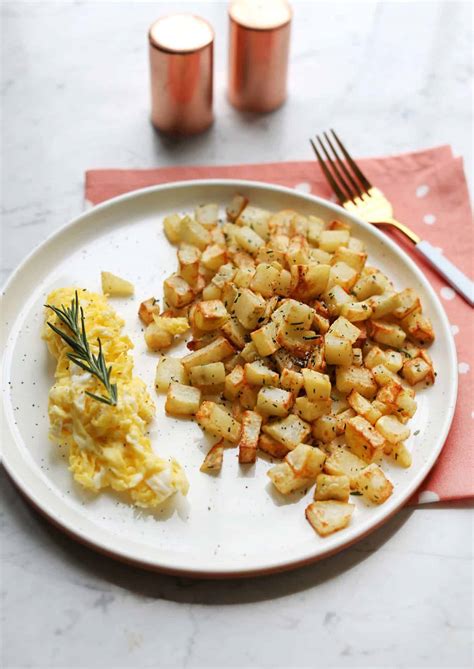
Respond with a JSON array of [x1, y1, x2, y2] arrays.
[[149, 13, 214, 53], [229, 0, 292, 30]]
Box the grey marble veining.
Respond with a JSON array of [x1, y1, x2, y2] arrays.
[[1, 2, 473, 668]]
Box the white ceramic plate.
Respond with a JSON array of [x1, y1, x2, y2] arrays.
[[1, 180, 457, 577]]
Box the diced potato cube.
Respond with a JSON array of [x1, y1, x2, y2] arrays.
[[180, 215, 211, 250], [332, 246, 367, 273], [309, 247, 333, 265], [302, 369, 331, 400], [345, 415, 385, 462], [305, 501, 354, 536], [324, 285, 352, 317], [201, 244, 227, 271], [286, 444, 326, 478], [290, 264, 330, 300], [387, 441, 412, 468], [200, 440, 224, 474], [328, 316, 361, 343], [401, 357, 435, 385], [221, 283, 239, 312], [324, 333, 353, 366], [340, 301, 373, 322], [236, 205, 270, 240], [163, 273, 194, 308], [177, 244, 201, 285], [238, 410, 262, 464], [352, 348, 363, 366], [286, 236, 309, 266], [294, 396, 331, 422], [212, 263, 236, 288], [400, 311, 435, 345], [257, 386, 293, 417], [221, 317, 247, 349], [319, 230, 350, 252], [348, 236, 365, 252], [233, 267, 255, 288], [234, 226, 266, 256], [138, 297, 160, 325], [234, 288, 267, 329], [384, 350, 404, 373], [274, 269, 292, 296], [314, 474, 350, 502], [195, 203, 219, 228], [364, 345, 387, 369], [239, 384, 260, 409], [188, 362, 226, 389], [312, 414, 338, 443], [155, 357, 188, 392], [307, 215, 325, 244], [353, 463, 393, 504], [144, 321, 173, 350], [267, 462, 312, 494], [323, 446, 367, 486], [196, 401, 241, 443], [369, 320, 406, 348], [371, 364, 399, 387], [393, 288, 421, 320], [244, 360, 279, 386], [258, 434, 289, 459], [194, 300, 229, 331], [262, 414, 311, 449], [376, 382, 417, 419], [202, 283, 222, 301], [165, 382, 201, 416], [224, 364, 245, 400], [240, 341, 260, 362], [352, 272, 386, 300], [375, 414, 410, 444], [367, 292, 400, 319], [250, 263, 280, 297], [335, 408, 356, 434], [182, 336, 235, 371], [328, 261, 358, 292], [336, 366, 377, 398], [280, 368, 304, 395], [251, 321, 280, 357], [101, 271, 134, 297], [347, 390, 382, 425], [163, 213, 182, 244], [226, 194, 248, 222]]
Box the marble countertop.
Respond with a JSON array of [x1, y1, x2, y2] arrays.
[[1, 2, 472, 668]]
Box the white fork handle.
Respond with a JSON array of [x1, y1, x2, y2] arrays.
[[415, 240, 474, 307]]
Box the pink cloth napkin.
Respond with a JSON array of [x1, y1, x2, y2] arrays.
[[85, 146, 473, 505]]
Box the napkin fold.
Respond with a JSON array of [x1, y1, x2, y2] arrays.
[[85, 146, 473, 505]]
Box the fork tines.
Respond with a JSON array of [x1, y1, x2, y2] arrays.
[[310, 130, 373, 205]]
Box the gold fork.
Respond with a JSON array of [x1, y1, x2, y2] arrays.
[[310, 130, 473, 307]]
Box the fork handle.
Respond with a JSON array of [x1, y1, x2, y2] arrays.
[[415, 240, 474, 307]]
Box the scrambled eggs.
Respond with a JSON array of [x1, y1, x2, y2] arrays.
[[43, 287, 188, 507]]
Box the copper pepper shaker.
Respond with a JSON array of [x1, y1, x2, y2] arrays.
[[228, 0, 292, 113], [149, 14, 214, 135]]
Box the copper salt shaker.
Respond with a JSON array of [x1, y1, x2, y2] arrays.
[[228, 0, 292, 113], [149, 14, 214, 135]]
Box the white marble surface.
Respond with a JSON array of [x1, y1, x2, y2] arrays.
[[1, 1, 473, 668]]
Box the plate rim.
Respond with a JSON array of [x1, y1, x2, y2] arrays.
[[0, 178, 458, 577]]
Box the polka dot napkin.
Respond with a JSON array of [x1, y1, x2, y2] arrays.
[[85, 145, 473, 505]]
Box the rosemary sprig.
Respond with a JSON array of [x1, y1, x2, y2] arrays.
[[45, 291, 118, 406]]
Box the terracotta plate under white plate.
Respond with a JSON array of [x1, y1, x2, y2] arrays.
[[0, 180, 457, 578]]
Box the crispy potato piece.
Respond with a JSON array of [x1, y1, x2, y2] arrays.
[[286, 444, 326, 478], [302, 369, 331, 400], [386, 441, 412, 468], [312, 414, 339, 443], [375, 414, 410, 444], [250, 263, 280, 297], [238, 410, 262, 464], [165, 382, 201, 416], [393, 288, 421, 320], [226, 194, 249, 222], [200, 441, 224, 474], [155, 357, 188, 392], [202, 283, 222, 301], [328, 261, 359, 292], [336, 366, 377, 398], [367, 292, 400, 319], [163, 213, 182, 244], [305, 501, 354, 536], [340, 301, 373, 322], [251, 321, 280, 357], [188, 362, 226, 389], [314, 474, 350, 502], [400, 311, 435, 345], [194, 300, 229, 331], [401, 356, 435, 385], [258, 434, 289, 459], [234, 288, 267, 329], [180, 215, 211, 250], [234, 226, 266, 255], [145, 321, 173, 350], [239, 384, 260, 410], [290, 264, 331, 300], [201, 244, 227, 271], [353, 463, 393, 504], [221, 317, 247, 350], [324, 285, 352, 317], [138, 297, 160, 325], [323, 446, 367, 486], [376, 382, 417, 420], [267, 462, 311, 494], [257, 386, 293, 417], [345, 415, 385, 462], [178, 244, 201, 285], [324, 333, 353, 367], [369, 320, 406, 349], [244, 360, 279, 387], [236, 205, 270, 240], [224, 364, 245, 400], [164, 273, 194, 308], [262, 414, 311, 449], [319, 230, 350, 252], [182, 336, 235, 371], [196, 401, 241, 443], [195, 203, 219, 228], [294, 396, 331, 422], [332, 246, 367, 273], [280, 368, 304, 395], [347, 390, 382, 425]]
